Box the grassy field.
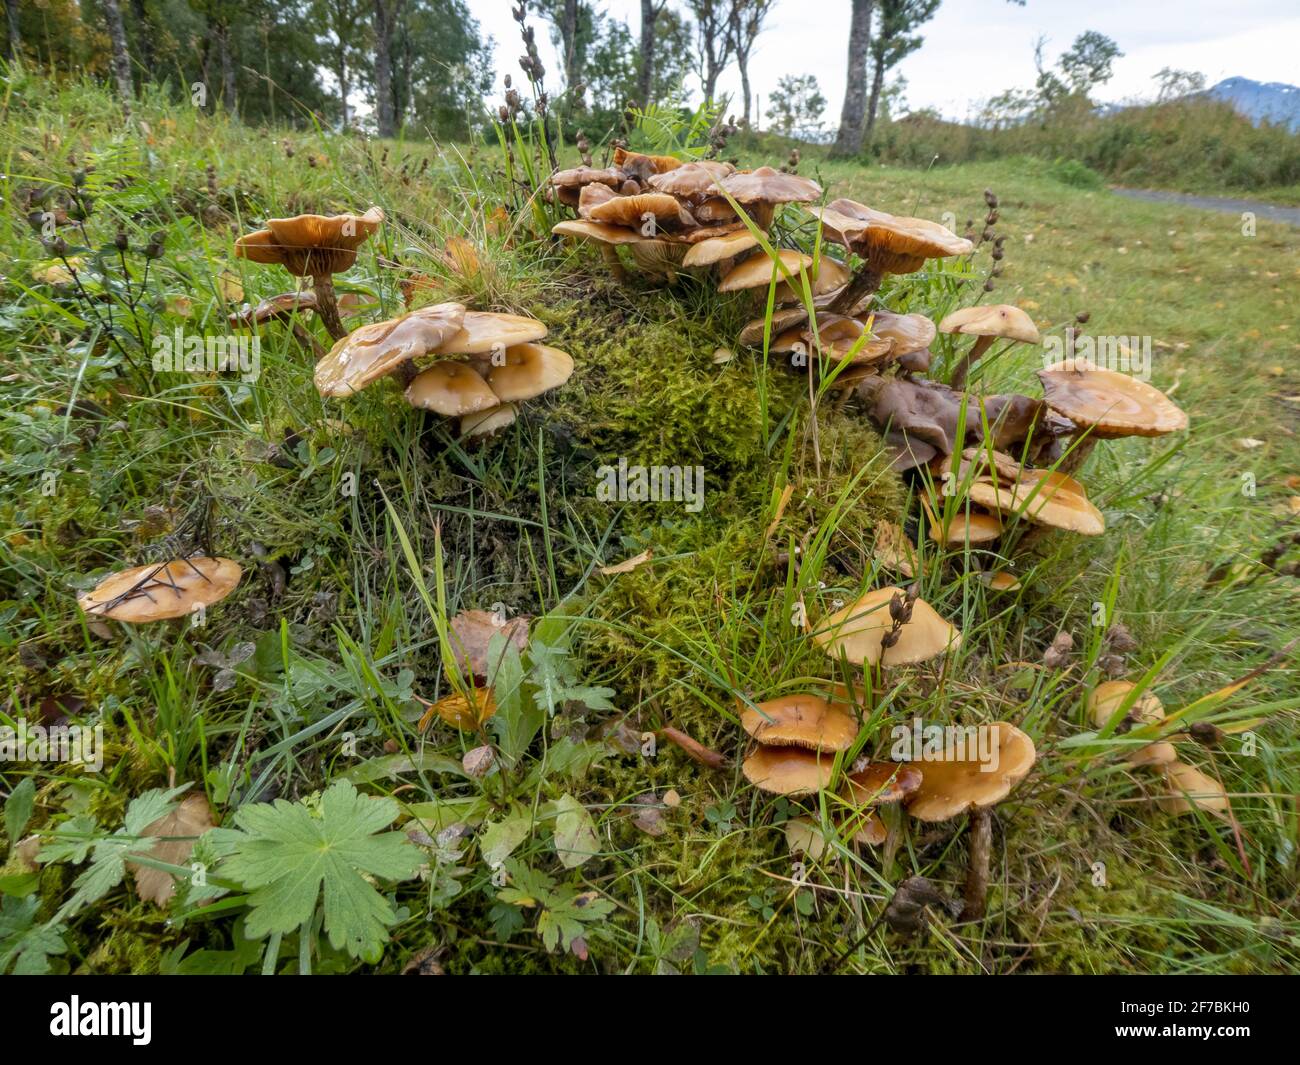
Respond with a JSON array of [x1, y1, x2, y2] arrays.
[[1, 77, 1299, 975]]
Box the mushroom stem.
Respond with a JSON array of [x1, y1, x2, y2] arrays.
[[598, 244, 626, 283], [949, 335, 995, 390], [1058, 434, 1098, 476], [960, 806, 993, 921], [828, 267, 882, 315], [312, 274, 347, 340], [290, 320, 327, 359]]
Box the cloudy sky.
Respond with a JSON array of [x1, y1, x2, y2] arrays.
[[472, 0, 1300, 123]]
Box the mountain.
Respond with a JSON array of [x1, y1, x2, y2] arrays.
[[1205, 77, 1300, 132]]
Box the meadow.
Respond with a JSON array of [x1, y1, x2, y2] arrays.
[[1, 75, 1298, 975]]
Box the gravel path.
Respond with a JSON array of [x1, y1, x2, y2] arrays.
[[1113, 187, 1300, 226]]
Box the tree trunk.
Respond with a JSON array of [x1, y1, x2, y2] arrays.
[[738, 53, 752, 125], [830, 0, 874, 158], [129, 0, 155, 72], [561, 0, 579, 91], [635, 0, 657, 107], [704, 67, 720, 106], [336, 58, 350, 128], [864, 53, 886, 140], [101, 0, 135, 114], [218, 24, 236, 113], [373, 0, 396, 137]]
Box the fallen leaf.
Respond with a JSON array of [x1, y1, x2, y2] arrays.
[[127, 792, 217, 907], [417, 686, 496, 731], [448, 609, 530, 681], [599, 549, 653, 575]]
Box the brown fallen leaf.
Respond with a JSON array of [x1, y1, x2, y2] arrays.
[[599, 549, 653, 575], [127, 792, 217, 907], [448, 608, 531, 682], [659, 726, 728, 768]]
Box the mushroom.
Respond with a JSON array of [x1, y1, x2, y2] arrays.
[[1087, 680, 1164, 730], [939, 304, 1041, 389], [434, 310, 550, 356], [460, 403, 518, 440], [740, 693, 858, 752], [1158, 760, 1229, 817], [718, 166, 822, 228], [741, 744, 836, 796], [860, 310, 936, 366], [719, 250, 814, 294], [406, 362, 500, 416], [486, 343, 574, 401], [234, 206, 383, 339], [904, 721, 1037, 920], [612, 146, 683, 182], [814, 586, 961, 668], [928, 508, 1002, 546], [967, 468, 1105, 536], [313, 302, 467, 397], [839, 762, 924, 846], [1037, 360, 1189, 474], [807, 199, 972, 313], [772, 314, 893, 366], [646, 160, 735, 202], [682, 229, 761, 269], [588, 192, 695, 231], [552, 218, 644, 282], [982, 571, 1021, 592], [772, 256, 850, 303], [78, 557, 242, 623]]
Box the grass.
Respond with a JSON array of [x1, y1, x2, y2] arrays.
[[1, 74, 1298, 975]]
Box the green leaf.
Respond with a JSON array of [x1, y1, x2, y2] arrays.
[[487, 636, 541, 762], [551, 795, 599, 869], [480, 813, 533, 868], [0, 895, 67, 975], [219, 780, 422, 961], [4, 778, 35, 848]]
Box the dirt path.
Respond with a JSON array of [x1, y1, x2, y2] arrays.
[[1113, 187, 1300, 226]]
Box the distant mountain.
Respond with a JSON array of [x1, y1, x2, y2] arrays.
[[1205, 77, 1300, 132]]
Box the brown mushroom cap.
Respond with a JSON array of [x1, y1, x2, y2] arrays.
[[1127, 741, 1178, 768], [577, 182, 618, 219], [1087, 680, 1164, 729], [460, 403, 518, 439], [405, 361, 500, 416], [860, 309, 937, 356], [229, 291, 317, 328], [588, 192, 692, 229], [905, 722, 1037, 822], [983, 571, 1021, 592], [553, 218, 645, 246], [1158, 760, 1229, 816], [939, 304, 1041, 344], [719, 250, 814, 293], [742, 745, 836, 796], [773, 257, 850, 302], [683, 229, 761, 267], [719, 166, 822, 205], [968, 468, 1105, 536], [612, 146, 682, 181], [808, 199, 973, 274], [929, 509, 1002, 545], [740, 693, 858, 752], [434, 311, 549, 356], [79, 557, 242, 623], [773, 315, 893, 364], [235, 206, 384, 277], [550, 165, 624, 189], [693, 197, 740, 224], [843, 762, 924, 806], [1037, 360, 1189, 438], [486, 343, 574, 401], [646, 160, 734, 201], [738, 306, 818, 347], [814, 586, 962, 667], [314, 302, 468, 397]]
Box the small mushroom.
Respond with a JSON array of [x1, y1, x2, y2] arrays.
[[904, 721, 1037, 920], [486, 343, 574, 401], [967, 468, 1105, 536], [741, 745, 836, 796], [460, 403, 518, 439], [719, 250, 814, 293], [940, 304, 1041, 389], [234, 206, 383, 339], [314, 302, 467, 397], [740, 693, 858, 752], [435, 311, 549, 355], [612, 146, 683, 182], [646, 159, 735, 202], [78, 557, 242, 623], [588, 192, 694, 231], [405, 362, 500, 416], [682, 228, 761, 269], [718, 166, 822, 228], [1158, 760, 1229, 817], [814, 586, 961, 668], [928, 508, 1002, 545], [772, 257, 850, 303], [808, 199, 972, 312]]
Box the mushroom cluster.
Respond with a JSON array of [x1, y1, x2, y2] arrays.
[[551, 148, 821, 284], [313, 303, 573, 438]]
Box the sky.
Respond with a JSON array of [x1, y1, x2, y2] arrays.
[[470, 0, 1300, 124]]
